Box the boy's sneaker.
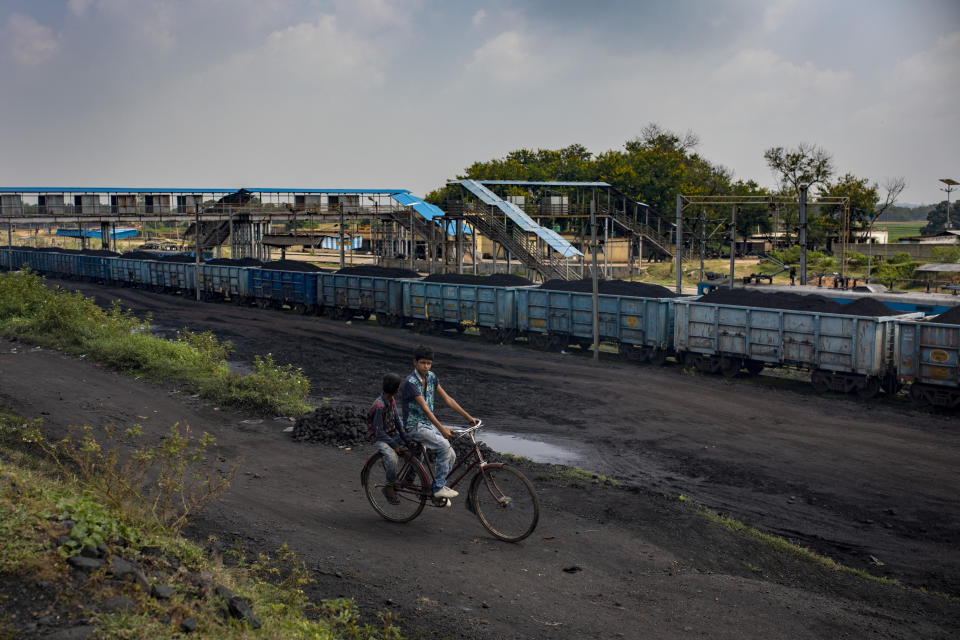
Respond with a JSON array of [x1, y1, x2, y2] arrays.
[[433, 486, 459, 499]]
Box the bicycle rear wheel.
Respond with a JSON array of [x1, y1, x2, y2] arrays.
[[470, 464, 539, 542], [361, 453, 428, 523]]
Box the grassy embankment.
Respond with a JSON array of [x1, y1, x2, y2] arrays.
[[0, 268, 310, 417], [0, 270, 405, 637]]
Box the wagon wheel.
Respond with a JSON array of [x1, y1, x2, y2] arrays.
[[649, 348, 668, 366], [618, 344, 636, 361], [908, 383, 928, 406], [500, 329, 517, 344], [454, 323, 466, 334], [744, 359, 765, 376], [376, 313, 391, 326], [528, 333, 550, 350], [856, 376, 881, 400], [719, 356, 742, 378], [695, 355, 721, 375], [479, 327, 500, 343], [811, 370, 831, 394], [546, 334, 568, 352]]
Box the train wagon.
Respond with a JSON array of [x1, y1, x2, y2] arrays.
[[75, 255, 109, 282], [673, 299, 923, 395], [197, 264, 250, 302], [896, 319, 960, 408], [248, 269, 319, 312], [107, 257, 152, 287], [319, 273, 405, 323], [147, 261, 196, 294], [514, 288, 685, 361], [402, 280, 521, 340]]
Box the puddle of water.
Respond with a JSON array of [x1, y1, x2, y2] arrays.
[[479, 430, 582, 465]]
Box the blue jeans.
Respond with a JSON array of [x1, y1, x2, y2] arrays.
[[374, 441, 400, 484], [407, 424, 455, 493]]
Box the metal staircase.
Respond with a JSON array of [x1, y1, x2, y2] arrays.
[[453, 202, 572, 281]]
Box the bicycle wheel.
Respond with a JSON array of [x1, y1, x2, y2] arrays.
[[361, 453, 428, 523], [470, 464, 540, 542]]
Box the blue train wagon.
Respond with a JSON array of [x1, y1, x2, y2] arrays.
[[514, 287, 684, 361], [197, 264, 250, 302], [402, 280, 520, 340], [146, 261, 196, 294], [248, 268, 319, 311], [320, 273, 405, 323], [673, 299, 923, 395], [108, 257, 152, 287], [76, 255, 109, 282], [896, 319, 960, 408]]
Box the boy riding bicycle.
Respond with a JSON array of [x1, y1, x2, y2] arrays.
[[400, 345, 477, 500]]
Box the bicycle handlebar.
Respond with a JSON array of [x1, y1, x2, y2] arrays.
[[449, 419, 482, 437]]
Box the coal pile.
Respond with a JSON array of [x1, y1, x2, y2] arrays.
[[121, 251, 162, 260], [336, 266, 421, 278], [206, 258, 264, 267], [424, 273, 533, 286], [929, 305, 960, 325], [157, 254, 199, 263], [259, 260, 324, 272], [292, 405, 368, 445], [700, 289, 838, 312], [835, 298, 897, 317], [451, 435, 501, 464], [540, 278, 677, 298], [79, 249, 120, 257]]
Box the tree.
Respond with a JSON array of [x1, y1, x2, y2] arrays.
[[763, 143, 834, 194], [921, 200, 960, 234]]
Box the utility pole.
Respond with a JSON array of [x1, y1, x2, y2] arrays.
[[728, 204, 737, 289], [194, 204, 201, 302], [675, 194, 683, 294], [798, 184, 808, 285], [590, 198, 599, 362]]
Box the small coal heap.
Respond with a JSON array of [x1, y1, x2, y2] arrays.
[[292, 405, 368, 445], [929, 305, 960, 326], [699, 289, 897, 316]]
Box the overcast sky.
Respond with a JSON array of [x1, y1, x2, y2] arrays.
[[1, 0, 958, 206]]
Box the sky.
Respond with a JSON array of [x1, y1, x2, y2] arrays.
[[1, 0, 958, 207]]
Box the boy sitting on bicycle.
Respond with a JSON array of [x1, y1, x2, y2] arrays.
[[367, 373, 409, 505], [400, 345, 478, 500]]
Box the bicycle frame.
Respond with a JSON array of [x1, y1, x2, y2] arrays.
[[398, 425, 502, 498]]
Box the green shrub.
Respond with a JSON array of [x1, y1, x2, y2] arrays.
[[888, 252, 913, 265], [0, 270, 311, 416], [846, 252, 869, 268]]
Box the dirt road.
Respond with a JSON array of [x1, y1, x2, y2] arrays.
[[2, 278, 959, 638]]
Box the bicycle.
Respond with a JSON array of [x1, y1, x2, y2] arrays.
[[360, 420, 540, 542]]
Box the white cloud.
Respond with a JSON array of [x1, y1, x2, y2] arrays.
[[467, 30, 542, 85], [5, 14, 59, 66], [762, 0, 798, 33], [68, 0, 95, 16], [472, 9, 486, 27]]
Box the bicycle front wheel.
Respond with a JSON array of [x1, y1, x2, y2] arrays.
[[361, 452, 428, 523], [471, 464, 540, 542]]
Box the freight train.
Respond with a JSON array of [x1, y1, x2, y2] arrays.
[[2, 246, 958, 409]]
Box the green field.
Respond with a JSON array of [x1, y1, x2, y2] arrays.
[[880, 220, 926, 242]]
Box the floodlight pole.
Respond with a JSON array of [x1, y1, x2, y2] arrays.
[[941, 179, 958, 231]]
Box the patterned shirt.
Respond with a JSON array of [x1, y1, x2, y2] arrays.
[[366, 394, 407, 446], [400, 370, 438, 431]]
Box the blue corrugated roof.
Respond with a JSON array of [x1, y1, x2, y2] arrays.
[[55, 228, 139, 239], [389, 193, 446, 221], [0, 187, 410, 195]]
